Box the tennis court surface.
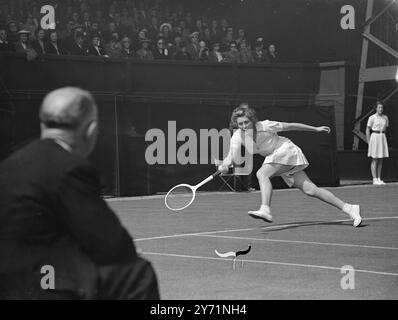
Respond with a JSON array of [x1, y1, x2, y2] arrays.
[[107, 183, 398, 300]]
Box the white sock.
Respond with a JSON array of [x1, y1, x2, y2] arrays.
[[260, 205, 271, 213], [342, 203, 352, 215]]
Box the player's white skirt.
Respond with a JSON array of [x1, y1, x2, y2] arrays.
[[368, 133, 389, 159], [262, 137, 309, 187]]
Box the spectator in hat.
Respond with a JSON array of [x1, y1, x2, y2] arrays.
[[208, 42, 224, 63], [68, 30, 87, 56], [159, 22, 172, 43], [120, 36, 134, 59], [253, 37, 270, 63], [174, 41, 192, 60], [153, 37, 170, 60], [136, 38, 154, 60], [224, 41, 241, 63], [105, 32, 122, 58], [32, 29, 47, 55], [14, 30, 32, 53], [239, 40, 254, 63], [46, 30, 68, 55], [87, 33, 108, 57], [186, 31, 200, 60], [0, 28, 15, 52]]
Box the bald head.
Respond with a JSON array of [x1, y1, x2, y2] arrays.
[[40, 87, 99, 157], [40, 87, 97, 130]]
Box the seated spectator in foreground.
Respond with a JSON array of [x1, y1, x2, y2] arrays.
[[136, 38, 154, 60], [46, 30, 68, 55], [208, 42, 224, 63], [68, 31, 87, 56], [173, 41, 191, 60], [7, 20, 19, 44], [252, 37, 270, 63], [198, 40, 209, 61], [224, 41, 241, 63], [186, 31, 200, 60], [239, 40, 254, 63], [235, 28, 247, 46], [14, 30, 33, 53], [32, 29, 46, 54], [120, 36, 134, 59], [105, 32, 122, 58], [268, 44, 279, 63], [0, 28, 15, 52], [87, 34, 108, 57], [0, 87, 160, 299], [153, 37, 170, 60]]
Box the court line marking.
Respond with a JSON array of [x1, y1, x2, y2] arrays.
[[193, 234, 398, 251], [106, 182, 398, 202], [135, 216, 398, 242], [142, 252, 398, 277]]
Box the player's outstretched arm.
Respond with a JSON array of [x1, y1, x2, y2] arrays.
[[282, 122, 331, 134]]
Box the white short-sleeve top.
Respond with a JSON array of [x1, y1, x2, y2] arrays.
[[367, 114, 388, 132], [230, 120, 287, 156]]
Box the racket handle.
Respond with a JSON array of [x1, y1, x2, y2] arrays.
[[196, 171, 222, 189]]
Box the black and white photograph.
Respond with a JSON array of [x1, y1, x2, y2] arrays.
[[0, 0, 397, 308]]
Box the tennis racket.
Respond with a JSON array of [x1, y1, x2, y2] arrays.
[[164, 170, 222, 211]]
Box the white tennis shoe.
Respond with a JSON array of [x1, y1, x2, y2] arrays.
[[348, 204, 362, 227], [248, 206, 273, 223]]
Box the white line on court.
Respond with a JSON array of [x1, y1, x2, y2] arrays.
[[135, 216, 398, 242], [194, 234, 398, 251], [142, 252, 398, 277], [106, 182, 398, 202]]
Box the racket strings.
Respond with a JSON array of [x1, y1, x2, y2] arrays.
[[165, 185, 195, 210]]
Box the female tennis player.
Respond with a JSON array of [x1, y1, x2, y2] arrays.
[[218, 105, 362, 227]]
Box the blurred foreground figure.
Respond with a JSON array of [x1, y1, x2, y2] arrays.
[[0, 87, 160, 300]]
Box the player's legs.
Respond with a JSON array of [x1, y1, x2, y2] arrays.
[[292, 170, 344, 210], [292, 170, 362, 227], [371, 158, 377, 182], [377, 158, 385, 183], [248, 163, 294, 222]]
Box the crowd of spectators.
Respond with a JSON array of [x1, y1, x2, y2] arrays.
[[0, 0, 280, 63]]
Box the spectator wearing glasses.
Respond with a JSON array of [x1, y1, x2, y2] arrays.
[[136, 38, 154, 60], [153, 37, 170, 60], [224, 41, 241, 63], [120, 36, 134, 59]]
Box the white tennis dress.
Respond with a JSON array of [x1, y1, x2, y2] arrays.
[[225, 120, 309, 187], [367, 114, 389, 159]]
